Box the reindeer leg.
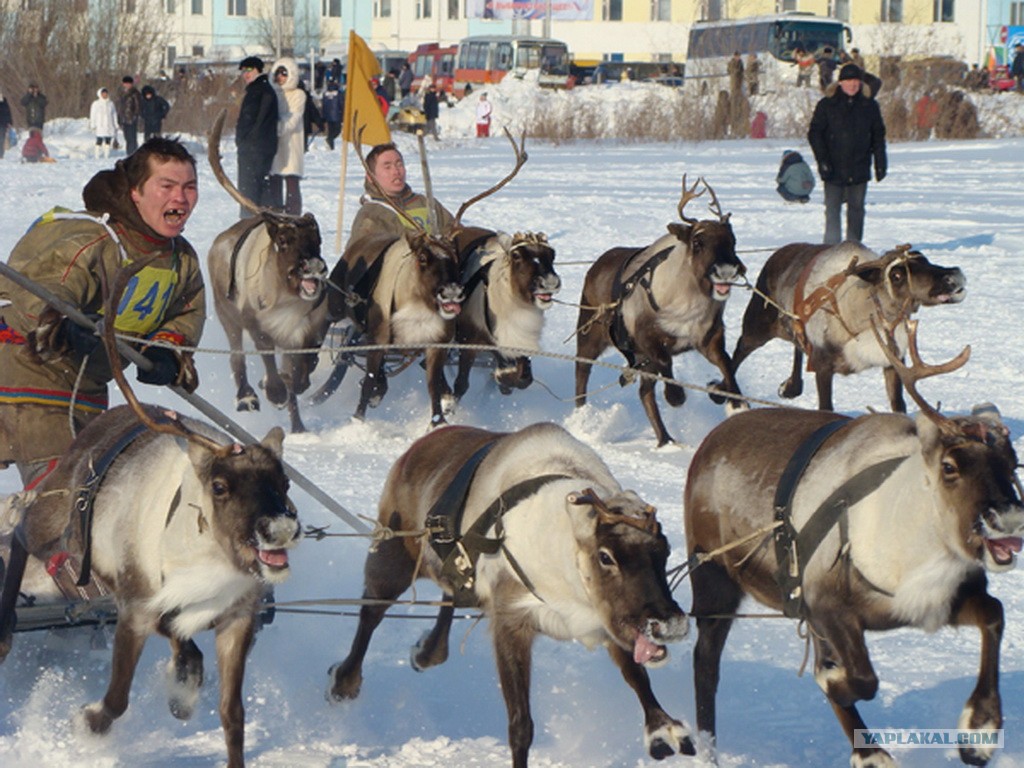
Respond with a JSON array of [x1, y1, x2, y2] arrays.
[[690, 556, 742, 753], [424, 347, 453, 425], [215, 611, 256, 768], [951, 588, 1003, 767], [574, 303, 609, 408], [225, 323, 258, 412], [0, 533, 29, 661], [330, 512, 417, 700], [491, 611, 537, 768], [780, 344, 805, 399], [82, 612, 149, 734], [882, 366, 908, 414], [253, 332, 289, 408], [639, 367, 674, 447], [813, 365, 837, 412], [453, 348, 475, 400], [732, 289, 778, 377], [411, 599, 454, 671], [606, 642, 695, 759], [355, 351, 387, 419], [699, 320, 744, 408], [166, 636, 204, 721]]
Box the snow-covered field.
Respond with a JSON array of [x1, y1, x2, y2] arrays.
[[1, 81, 1024, 767]]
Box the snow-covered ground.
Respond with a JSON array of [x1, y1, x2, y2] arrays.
[[1, 80, 1024, 767]]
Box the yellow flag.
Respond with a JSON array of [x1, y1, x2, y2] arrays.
[[342, 30, 392, 146]]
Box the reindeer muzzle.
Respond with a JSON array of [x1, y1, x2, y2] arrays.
[[437, 284, 464, 320], [299, 258, 327, 301]]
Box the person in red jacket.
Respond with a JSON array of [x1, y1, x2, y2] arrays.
[[21, 128, 52, 163]]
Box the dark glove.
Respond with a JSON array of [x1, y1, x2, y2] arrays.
[[27, 307, 100, 362], [136, 346, 180, 387], [64, 317, 102, 357], [818, 163, 831, 180], [875, 165, 887, 182]]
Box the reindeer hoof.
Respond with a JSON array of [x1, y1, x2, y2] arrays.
[[645, 718, 695, 760], [665, 382, 687, 407], [236, 393, 260, 412], [441, 393, 457, 417], [327, 661, 362, 701], [779, 377, 803, 399], [81, 702, 114, 734], [706, 379, 727, 405], [411, 629, 449, 671]]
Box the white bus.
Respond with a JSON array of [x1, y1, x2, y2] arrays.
[[686, 13, 851, 94]]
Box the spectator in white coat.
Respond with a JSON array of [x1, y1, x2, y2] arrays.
[[269, 57, 306, 215], [475, 92, 493, 138], [88, 88, 118, 158]]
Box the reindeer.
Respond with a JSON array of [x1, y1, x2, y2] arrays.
[[684, 321, 1023, 767], [448, 227, 560, 399], [207, 110, 330, 433], [574, 176, 745, 447], [731, 241, 966, 412], [330, 131, 528, 427], [328, 422, 693, 767], [0, 263, 301, 768]]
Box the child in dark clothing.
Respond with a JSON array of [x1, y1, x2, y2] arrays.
[[776, 149, 814, 203]]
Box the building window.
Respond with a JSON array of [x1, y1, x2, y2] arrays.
[[167, 45, 177, 68], [1013, 1, 1024, 24], [448, 0, 459, 18], [831, 0, 850, 21], [603, 0, 622, 21], [192, 45, 204, 57], [166, 0, 175, 12], [228, 0, 247, 15], [933, 0, 953, 21], [880, 0, 902, 22], [703, 0, 723, 21], [375, 0, 392, 17], [122, 0, 136, 11], [191, 0, 203, 13], [651, 0, 670, 20], [324, 0, 341, 16], [416, 0, 432, 18], [777, 0, 797, 11]]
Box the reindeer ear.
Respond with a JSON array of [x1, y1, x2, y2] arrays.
[[565, 490, 599, 541], [851, 263, 884, 284], [261, 427, 286, 458], [667, 222, 691, 242], [914, 412, 944, 458], [187, 440, 216, 477]]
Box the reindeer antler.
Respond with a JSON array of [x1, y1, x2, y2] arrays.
[[571, 488, 660, 535], [452, 128, 528, 228], [870, 316, 971, 430], [677, 174, 705, 224], [100, 260, 225, 453], [703, 178, 731, 223]]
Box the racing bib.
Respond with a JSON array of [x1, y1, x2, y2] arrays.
[[109, 263, 180, 335]]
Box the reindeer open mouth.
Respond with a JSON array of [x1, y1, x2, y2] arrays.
[[436, 285, 464, 320], [629, 616, 688, 667], [298, 258, 327, 301], [979, 507, 1024, 570]]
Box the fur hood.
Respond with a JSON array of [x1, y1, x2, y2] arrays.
[[272, 57, 300, 92], [81, 163, 162, 240]]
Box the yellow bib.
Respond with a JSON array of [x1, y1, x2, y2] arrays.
[[108, 263, 180, 335]]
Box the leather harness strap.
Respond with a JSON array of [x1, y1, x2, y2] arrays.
[[225, 217, 267, 301], [791, 253, 858, 363], [773, 418, 907, 618], [424, 440, 568, 606], [609, 245, 673, 368]]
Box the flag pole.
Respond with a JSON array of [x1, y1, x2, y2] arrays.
[[336, 140, 349, 254]]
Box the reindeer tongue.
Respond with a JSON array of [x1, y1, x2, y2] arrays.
[[988, 537, 1023, 564], [633, 633, 662, 665], [258, 548, 289, 567]]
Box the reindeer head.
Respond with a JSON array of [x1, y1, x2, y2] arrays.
[[873, 319, 1024, 573], [405, 230, 464, 320], [566, 488, 688, 667], [507, 232, 560, 310], [263, 212, 327, 303], [667, 175, 744, 302], [852, 244, 966, 311]]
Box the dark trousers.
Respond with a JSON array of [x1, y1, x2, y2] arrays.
[[326, 121, 341, 149], [823, 181, 867, 244], [270, 175, 302, 215], [237, 152, 273, 217], [121, 123, 138, 154]]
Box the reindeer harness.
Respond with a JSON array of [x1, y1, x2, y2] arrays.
[[608, 245, 675, 369], [773, 418, 906, 618], [424, 439, 568, 606]]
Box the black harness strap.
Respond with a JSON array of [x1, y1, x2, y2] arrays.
[[424, 442, 569, 606], [609, 245, 674, 368], [225, 217, 267, 301], [773, 419, 908, 618]]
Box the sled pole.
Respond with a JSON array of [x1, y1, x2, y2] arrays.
[[0, 261, 371, 534]]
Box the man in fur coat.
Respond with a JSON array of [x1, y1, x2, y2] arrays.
[[0, 137, 205, 486]]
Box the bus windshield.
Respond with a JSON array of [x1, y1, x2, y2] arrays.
[[516, 43, 570, 75], [773, 21, 847, 61]]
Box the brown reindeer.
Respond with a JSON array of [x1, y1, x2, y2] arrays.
[[329, 131, 528, 427], [448, 227, 560, 398], [0, 263, 301, 768], [207, 110, 330, 433], [685, 321, 1023, 766], [574, 176, 746, 447], [731, 241, 966, 412], [328, 422, 693, 767]]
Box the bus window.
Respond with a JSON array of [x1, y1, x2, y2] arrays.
[[496, 43, 514, 71]]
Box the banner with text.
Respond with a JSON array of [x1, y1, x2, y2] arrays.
[[467, 0, 594, 21]]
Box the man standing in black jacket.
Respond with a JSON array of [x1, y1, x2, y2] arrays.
[[807, 63, 887, 245], [234, 56, 278, 217]]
